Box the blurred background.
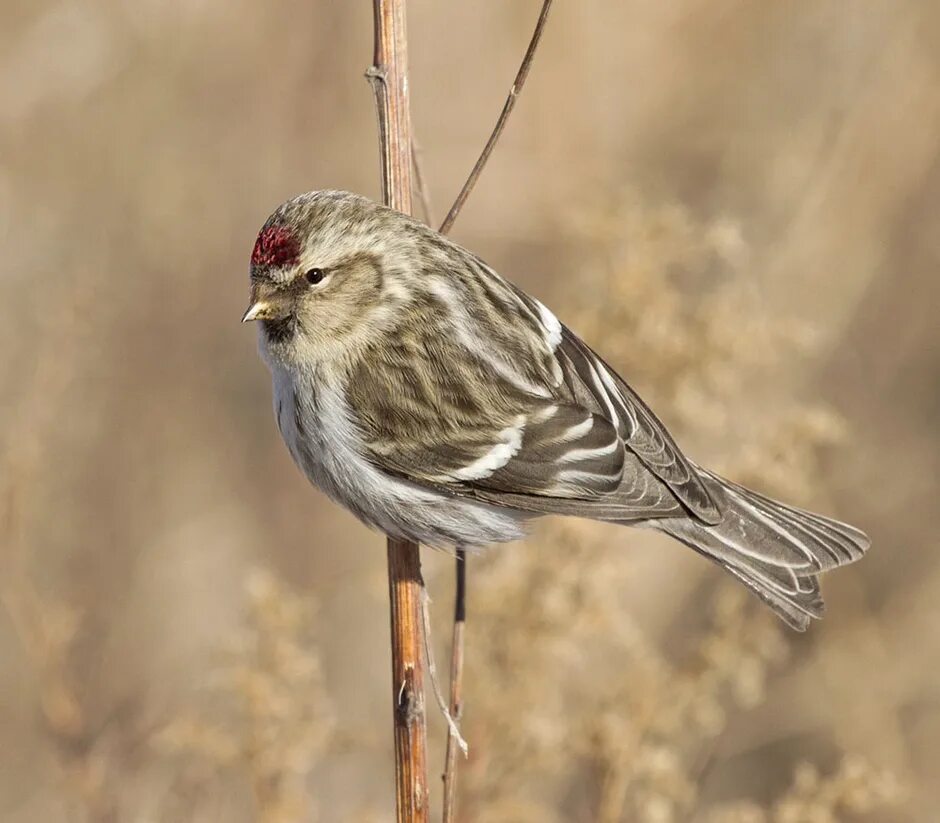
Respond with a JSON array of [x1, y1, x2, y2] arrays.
[[1, 1, 937, 821]]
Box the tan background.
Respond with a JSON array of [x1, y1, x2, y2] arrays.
[[1, 1, 938, 821]]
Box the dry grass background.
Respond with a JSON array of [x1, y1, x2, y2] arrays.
[[0, 1, 938, 821]]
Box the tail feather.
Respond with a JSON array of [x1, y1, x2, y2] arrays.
[[707, 471, 869, 569], [651, 469, 870, 631]]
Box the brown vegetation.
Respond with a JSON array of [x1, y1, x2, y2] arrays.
[[1, 2, 937, 820]]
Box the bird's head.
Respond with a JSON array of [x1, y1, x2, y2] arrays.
[[244, 190, 421, 368]]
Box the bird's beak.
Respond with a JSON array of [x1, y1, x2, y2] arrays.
[[241, 290, 291, 323], [241, 301, 269, 323]]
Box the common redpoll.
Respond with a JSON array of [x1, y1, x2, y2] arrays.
[[243, 190, 869, 630]]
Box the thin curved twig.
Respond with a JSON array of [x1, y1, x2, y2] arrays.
[[411, 139, 436, 227], [438, 0, 555, 235], [420, 586, 468, 756]]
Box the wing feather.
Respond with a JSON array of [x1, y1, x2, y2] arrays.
[[556, 328, 722, 524], [344, 258, 703, 525], [504, 278, 719, 522]]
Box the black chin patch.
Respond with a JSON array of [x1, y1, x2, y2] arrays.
[[262, 315, 297, 344]]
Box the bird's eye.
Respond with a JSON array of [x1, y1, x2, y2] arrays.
[[305, 268, 326, 285]]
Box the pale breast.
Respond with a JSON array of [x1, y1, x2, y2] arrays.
[[268, 363, 529, 549]]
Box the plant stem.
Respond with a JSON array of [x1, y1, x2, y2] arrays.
[[442, 550, 466, 823], [368, 2, 429, 820], [438, 5, 555, 812], [385, 538, 429, 822]]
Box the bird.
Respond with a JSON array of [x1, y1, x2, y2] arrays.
[[242, 190, 869, 631]]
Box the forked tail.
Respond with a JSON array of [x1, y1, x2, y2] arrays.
[[652, 468, 870, 630]]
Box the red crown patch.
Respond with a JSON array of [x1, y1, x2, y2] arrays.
[[251, 225, 300, 268]]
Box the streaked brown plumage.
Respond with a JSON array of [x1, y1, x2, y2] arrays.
[[243, 190, 870, 630]]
